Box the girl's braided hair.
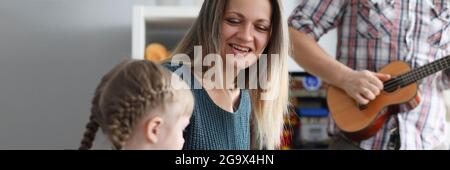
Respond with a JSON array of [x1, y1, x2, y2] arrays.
[[79, 60, 183, 150]]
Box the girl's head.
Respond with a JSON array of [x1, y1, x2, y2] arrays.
[[173, 0, 290, 149], [79, 60, 193, 150]]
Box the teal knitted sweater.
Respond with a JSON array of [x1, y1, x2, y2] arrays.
[[163, 63, 251, 150]]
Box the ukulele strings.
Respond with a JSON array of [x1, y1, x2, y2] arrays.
[[383, 56, 450, 91]]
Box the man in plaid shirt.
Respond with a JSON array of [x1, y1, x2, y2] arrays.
[[289, 0, 450, 150]]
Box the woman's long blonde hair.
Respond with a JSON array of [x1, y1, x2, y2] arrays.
[[171, 0, 290, 150]]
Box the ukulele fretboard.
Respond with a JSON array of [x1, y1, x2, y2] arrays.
[[384, 55, 450, 92]]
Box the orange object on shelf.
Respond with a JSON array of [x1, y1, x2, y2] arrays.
[[145, 43, 170, 63]]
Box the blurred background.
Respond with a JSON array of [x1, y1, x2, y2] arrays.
[[0, 0, 447, 149]]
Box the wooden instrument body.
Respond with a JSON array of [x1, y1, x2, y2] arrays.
[[327, 61, 418, 141]]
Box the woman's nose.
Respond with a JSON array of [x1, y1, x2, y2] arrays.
[[236, 23, 254, 42]]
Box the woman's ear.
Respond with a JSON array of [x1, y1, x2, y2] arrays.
[[144, 117, 164, 144]]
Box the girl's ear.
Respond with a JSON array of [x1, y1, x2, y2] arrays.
[[144, 117, 164, 144]]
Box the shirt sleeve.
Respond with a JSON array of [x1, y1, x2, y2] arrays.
[[288, 0, 349, 40]]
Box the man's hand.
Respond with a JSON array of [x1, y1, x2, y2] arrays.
[[338, 70, 391, 105]]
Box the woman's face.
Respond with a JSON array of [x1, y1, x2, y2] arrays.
[[220, 0, 272, 71]]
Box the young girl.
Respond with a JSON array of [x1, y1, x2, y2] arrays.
[[165, 0, 290, 150], [79, 59, 194, 150]]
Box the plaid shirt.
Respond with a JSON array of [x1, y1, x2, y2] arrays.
[[289, 0, 450, 150]]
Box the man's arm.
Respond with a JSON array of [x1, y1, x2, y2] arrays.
[[289, 28, 351, 88], [290, 28, 392, 104], [288, 1, 390, 104]]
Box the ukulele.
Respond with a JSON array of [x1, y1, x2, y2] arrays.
[[326, 55, 450, 141]]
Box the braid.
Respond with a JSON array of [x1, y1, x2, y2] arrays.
[[109, 117, 125, 150], [79, 85, 103, 150], [78, 64, 119, 150], [79, 114, 99, 150], [107, 88, 173, 149], [80, 59, 179, 150], [109, 117, 133, 150]]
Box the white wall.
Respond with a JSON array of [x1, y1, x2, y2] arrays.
[[0, 0, 162, 149]]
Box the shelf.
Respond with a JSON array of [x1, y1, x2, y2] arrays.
[[132, 6, 201, 60]]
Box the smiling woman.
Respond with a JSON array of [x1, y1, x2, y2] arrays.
[[164, 0, 290, 150], [220, 0, 272, 71]]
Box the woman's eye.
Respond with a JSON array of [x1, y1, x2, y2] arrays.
[[256, 25, 269, 32], [227, 19, 240, 24]]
